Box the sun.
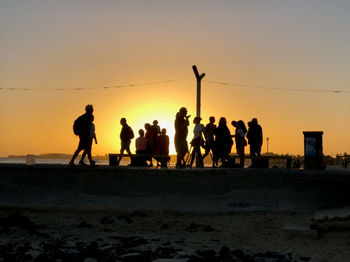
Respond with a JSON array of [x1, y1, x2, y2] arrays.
[[102, 101, 184, 155], [131, 113, 177, 155]]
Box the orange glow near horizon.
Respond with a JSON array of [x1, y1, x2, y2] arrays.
[[110, 103, 180, 155]]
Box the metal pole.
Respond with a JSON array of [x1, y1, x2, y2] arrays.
[[192, 65, 206, 118], [266, 137, 269, 153], [197, 79, 201, 118]]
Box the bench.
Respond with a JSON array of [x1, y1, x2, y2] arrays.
[[108, 153, 170, 168], [228, 154, 292, 169]]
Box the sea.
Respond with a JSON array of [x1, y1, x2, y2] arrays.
[[0, 157, 110, 165], [0, 157, 346, 170]]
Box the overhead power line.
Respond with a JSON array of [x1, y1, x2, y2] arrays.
[[204, 80, 350, 93], [0, 77, 192, 91], [1, 76, 349, 94]]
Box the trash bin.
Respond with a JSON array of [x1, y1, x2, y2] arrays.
[[303, 131, 324, 170], [108, 154, 119, 166]]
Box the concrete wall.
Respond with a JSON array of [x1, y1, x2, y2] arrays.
[[1, 164, 350, 212]]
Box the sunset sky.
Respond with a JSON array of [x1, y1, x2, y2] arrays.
[[1, 0, 349, 157]]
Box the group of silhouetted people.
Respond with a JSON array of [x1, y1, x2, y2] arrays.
[[174, 107, 263, 168], [69, 105, 263, 168], [119, 119, 170, 167]]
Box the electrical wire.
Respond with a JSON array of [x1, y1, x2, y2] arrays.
[[204, 80, 350, 93], [0, 77, 192, 91]]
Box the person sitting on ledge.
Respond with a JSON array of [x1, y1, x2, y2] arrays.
[[135, 129, 147, 155], [144, 123, 155, 166], [131, 128, 148, 167], [154, 128, 170, 167]]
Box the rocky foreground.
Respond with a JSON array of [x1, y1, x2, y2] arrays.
[[0, 209, 349, 262]]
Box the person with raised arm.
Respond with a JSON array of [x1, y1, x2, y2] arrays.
[[174, 107, 190, 168]]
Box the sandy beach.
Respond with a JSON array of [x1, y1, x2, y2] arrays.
[[1, 207, 350, 262]]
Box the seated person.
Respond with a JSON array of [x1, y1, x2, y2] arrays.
[[132, 129, 148, 166], [144, 123, 155, 166], [135, 129, 147, 154], [154, 128, 170, 167]]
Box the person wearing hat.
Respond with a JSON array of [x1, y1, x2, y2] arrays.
[[188, 116, 205, 168]]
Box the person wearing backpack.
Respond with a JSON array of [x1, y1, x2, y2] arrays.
[[117, 118, 134, 165], [79, 114, 98, 165], [69, 104, 95, 166]]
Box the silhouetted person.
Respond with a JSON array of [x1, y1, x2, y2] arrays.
[[246, 118, 263, 158], [151, 120, 160, 150], [174, 107, 190, 168], [342, 153, 348, 168], [154, 128, 170, 167], [202, 116, 217, 167], [145, 123, 155, 151], [188, 117, 204, 168], [69, 104, 95, 166], [80, 114, 98, 165], [117, 118, 134, 165], [152, 120, 161, 137], [134, 129, 148, 166], [155, 128, 170, 155], [214, 117, 233, 165], [135, 129, 147, 154], [232, 120, 247, 168], [144, 123, 155, 166]]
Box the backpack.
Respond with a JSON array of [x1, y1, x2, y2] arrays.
[[128, 126, 134, 140], [73, 116, 83, 135]]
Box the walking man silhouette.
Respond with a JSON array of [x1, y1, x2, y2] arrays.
[[117, 118, 134, 165], [69, 104, 95, 166]]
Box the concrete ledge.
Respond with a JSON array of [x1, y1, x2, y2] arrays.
[[1, 164, 350, 212]]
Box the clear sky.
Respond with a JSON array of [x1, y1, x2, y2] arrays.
[[1, 0, 349, 157]]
